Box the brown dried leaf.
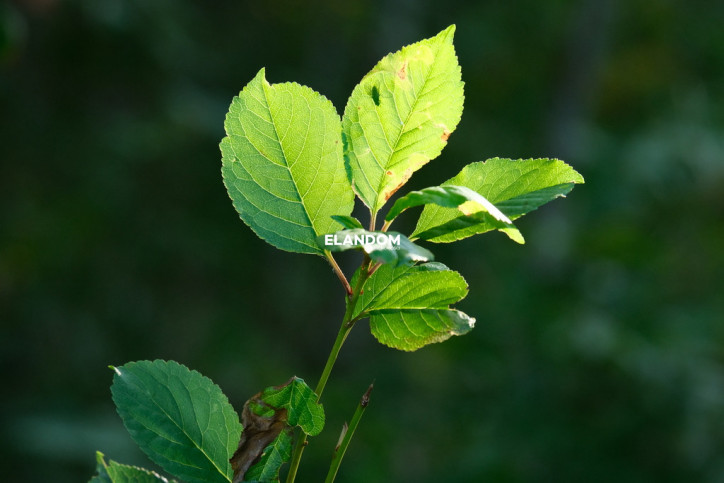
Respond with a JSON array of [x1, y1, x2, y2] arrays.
[[230, 394, 288, 483]]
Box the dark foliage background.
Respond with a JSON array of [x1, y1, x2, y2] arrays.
[[2, 0, 723, 481]]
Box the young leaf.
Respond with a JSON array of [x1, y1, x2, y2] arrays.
[[221, 68, 354, 255], [319, 229, 434, 267], [412, 158, 584, 243], [243, 430, 293, 482], [331, 215, 364, 230], [384, 185, 513, 224], [342, 25, 464, 215], [90, 452, 175, 483], [110, 360, 241, 483], [351, 263, 475, 351]]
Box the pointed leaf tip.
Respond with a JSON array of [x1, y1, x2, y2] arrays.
[[221, 69, 354, 255], [342, 25, 464, 213], [111, 360, 241, 483]]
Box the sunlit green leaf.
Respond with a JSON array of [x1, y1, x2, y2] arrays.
[[370, 308, 475, 351], [318, 229, 433, 267], [412, 158, 584, 243], [221, 68, 354, 255], [385, 185, 513, 225], [351, 263, 474, 350], [331, 215, 364, 230], [342, 25, 464, 215], [111, 360, 241, 483], [352, 262, 467, 318]]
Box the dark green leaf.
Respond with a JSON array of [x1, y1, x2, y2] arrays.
[[111, 360, 241, 483], [90, 452, 175, 483], [243, 430, 292, 482], [318, 229, 433, 267]]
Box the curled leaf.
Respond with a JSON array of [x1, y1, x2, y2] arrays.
[[385, 185, 512, 224], [230, 377, 324, 482], [318, 229, 434, 267]]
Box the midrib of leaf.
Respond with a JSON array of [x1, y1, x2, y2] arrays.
[[142, 369, 231, 482], [371, 50, 435, 215], [263, 82, 316, 240], [354, 265, 415, 317]]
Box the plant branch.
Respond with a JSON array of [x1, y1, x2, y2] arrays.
[[325, 383, 374, 483], [285, 257, 372, 483]]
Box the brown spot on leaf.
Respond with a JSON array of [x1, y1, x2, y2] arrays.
[[384, 180, 406, 200], [397, 61, 408, 80], [386, 170, 393, 176], [441, 129, 451, 142]]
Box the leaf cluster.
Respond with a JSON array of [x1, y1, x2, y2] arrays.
[[92, 25, 583, 483]]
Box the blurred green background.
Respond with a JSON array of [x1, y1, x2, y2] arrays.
[[2, 0, 723, 481]]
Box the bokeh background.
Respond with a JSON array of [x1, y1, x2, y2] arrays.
[[2, 0, 723, 481]]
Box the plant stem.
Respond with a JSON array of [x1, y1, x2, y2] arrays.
[[285, 258, 372, 483], [325, 383, 374, 483]]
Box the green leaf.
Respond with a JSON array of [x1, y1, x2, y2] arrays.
[[351, 263, 475, 351], [331, 215, 364, 230], [250, 377, 325, 437], [370, 308, 475, 351], [243, 430, 292, 482], [221, 68, 354, 255], [318, 229, 434, 267], [353, 262, 467, 319], [385, 185, 513, 224], [111, 360, 242, 483], [342, 25, 464, 215], [412, 158, 584, 243], [91, 451, 175, 483]]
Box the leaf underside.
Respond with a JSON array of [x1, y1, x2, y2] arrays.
[[412, 157, 584, 243], [111, 360, 241, 483], [342, 25, 465, 214], [221, 68, 354, 255]]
